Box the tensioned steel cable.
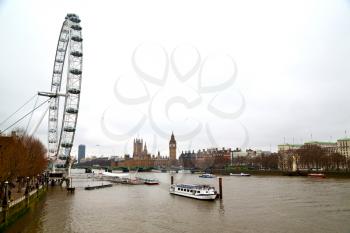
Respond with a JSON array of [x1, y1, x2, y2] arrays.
[[30, 104, 49, 136], [0, 98, 52, 134], [25, 95, 39, 134], [0, 93, 37, 127]]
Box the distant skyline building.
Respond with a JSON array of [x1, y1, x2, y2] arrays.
[[337, 138, 350, 160], [78, 144, 86, 163]]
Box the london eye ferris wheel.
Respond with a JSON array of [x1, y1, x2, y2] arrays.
[[39, 13, 83, 172]]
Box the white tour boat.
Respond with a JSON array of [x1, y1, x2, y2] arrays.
[[230, 172, 251, 176], [169, 184, 217, 200]]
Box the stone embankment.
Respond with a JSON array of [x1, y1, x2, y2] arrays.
[[0, 185, 46, 231]]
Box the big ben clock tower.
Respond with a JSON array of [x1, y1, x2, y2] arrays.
[[169, 132, 177, 164]]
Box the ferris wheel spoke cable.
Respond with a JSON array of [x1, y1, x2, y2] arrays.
[[0, 93, 37, 127], [0, 98, 52, 134], [30, 104, 49, 136], [25, 94, 39, 134]]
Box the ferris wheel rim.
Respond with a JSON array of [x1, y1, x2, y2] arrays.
[[48, 13, 83, 169]]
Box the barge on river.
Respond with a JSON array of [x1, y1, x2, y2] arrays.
[[169, 184, 217, 200], [199, 173, 216, 178]]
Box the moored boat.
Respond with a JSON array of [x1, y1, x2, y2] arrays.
[[308, 173, 326, 178], [199, 173, 216, 178], [169, 184, 217, 200], [121, 177, 145, 185], [144, 178, 159, 185], [230, 173, 251, 176]]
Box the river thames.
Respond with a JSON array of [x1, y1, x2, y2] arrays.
[[5, 171, 350, 233]]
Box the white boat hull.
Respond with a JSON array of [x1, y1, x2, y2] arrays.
[[169, 190, 217, 200], [230, 173, 250, 176]]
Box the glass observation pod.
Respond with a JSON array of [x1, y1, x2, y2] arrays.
[[66, 13, 78, 19], [71, 36, 83, 42], [66, 108, 78, 114], [55, 164, 66, 168], [49, 140, 57, 143], [68, 88, 80, 94], [69, 17, 81, 23], [64, 127, 76, 132], [58, 155, 68, 160], [70, 69, 82, 75], [71, 51, 83, 57], [71, 25, 82, 31], [61, 142, 73, 148]]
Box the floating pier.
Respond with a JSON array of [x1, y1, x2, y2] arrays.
[[67, 187, 75, 193], [84, 184, 112, 190]]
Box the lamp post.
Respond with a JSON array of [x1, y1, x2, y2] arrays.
[[3, 181, 9, 206], [25, 177, 29, 195], [1, 181, 9, 223]]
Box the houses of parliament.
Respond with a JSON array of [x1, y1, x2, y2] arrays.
[[112, 133, 177, 168]]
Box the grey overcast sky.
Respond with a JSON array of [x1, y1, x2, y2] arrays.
[[0, 0, 349, 158]]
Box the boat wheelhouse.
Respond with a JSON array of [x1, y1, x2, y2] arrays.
[[169, 184, 217, 200]]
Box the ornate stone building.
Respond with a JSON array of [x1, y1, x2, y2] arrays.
[[169, 132, 177, 165], [179, 148, 231, 169], [133, 138, 150, 159], [337, 138, 350, 161], [112, 134, 177, 168]]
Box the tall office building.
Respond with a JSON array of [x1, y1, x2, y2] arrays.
[[78, 144, 86, 163]]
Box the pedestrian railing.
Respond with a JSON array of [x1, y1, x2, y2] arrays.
[[7, 185, 44, 208], [8, 196, 25, 208]]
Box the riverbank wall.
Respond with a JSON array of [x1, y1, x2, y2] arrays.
[[0, 185, 46, 232]]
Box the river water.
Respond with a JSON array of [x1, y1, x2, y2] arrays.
[[5, 170, 350, 233]]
